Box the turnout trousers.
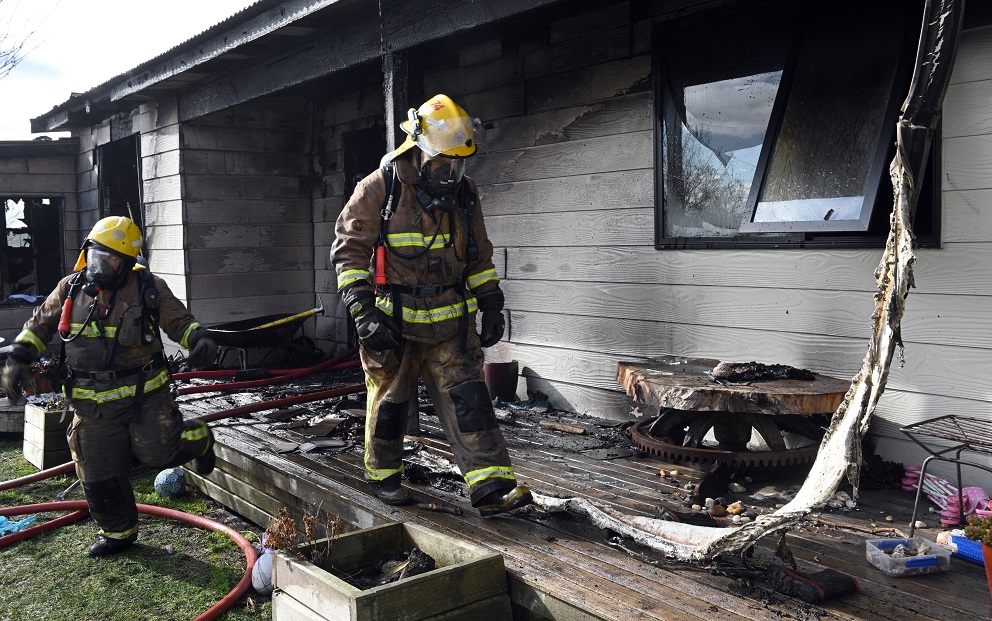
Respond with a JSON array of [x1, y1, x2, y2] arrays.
[[361, 330, 518, 505], [66, 387, 212, 539]]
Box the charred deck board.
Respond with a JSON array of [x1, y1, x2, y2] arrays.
[[180, 398, 992, 621]]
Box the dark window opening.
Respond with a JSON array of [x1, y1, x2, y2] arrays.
[[1, 196, 64, 299], [654, 0, 939, 249], [98, 135, 143, 230], [343, 125, 387, 198]]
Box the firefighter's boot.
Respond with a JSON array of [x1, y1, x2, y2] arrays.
[[192, 424, 216, 475], [88, 532, 137, 557], [369, 474, 411, 506], [476, 485, 533, 517]]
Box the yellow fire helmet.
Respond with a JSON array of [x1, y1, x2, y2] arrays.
[[72, 216, 143, 272], [383, 94, 479, 163]]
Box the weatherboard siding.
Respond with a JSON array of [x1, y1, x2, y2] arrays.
[[180, 96, 313, 327], [446, 3, 992, 486]]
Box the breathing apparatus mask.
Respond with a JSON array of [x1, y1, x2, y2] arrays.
[[417, 155, 465, 212], [84, 245, 132, 290]]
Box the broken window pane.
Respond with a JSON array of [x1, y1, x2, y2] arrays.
[[656, 0, 928, 247]]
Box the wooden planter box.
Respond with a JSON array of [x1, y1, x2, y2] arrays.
[[272, 521, 511, 621], [0, 397, 25, 433], [22, 403, 70, 470]]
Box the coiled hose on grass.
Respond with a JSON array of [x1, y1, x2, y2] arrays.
[[0, 501, 257, 621]]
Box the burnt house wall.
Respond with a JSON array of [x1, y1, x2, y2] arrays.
[[311, 69, 388, 353], [180, 97, 312, 329]]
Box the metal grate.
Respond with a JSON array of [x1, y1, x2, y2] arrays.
[[901, 415, 992, 454]]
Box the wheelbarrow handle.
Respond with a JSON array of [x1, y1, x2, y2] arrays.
[[248, 295, 325, 332]]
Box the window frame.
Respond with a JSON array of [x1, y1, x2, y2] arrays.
[[653, 0, 940, 250]]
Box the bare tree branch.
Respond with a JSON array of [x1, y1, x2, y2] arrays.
[[0, 0, 60, 81]]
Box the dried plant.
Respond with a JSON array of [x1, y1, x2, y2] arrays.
[[264, 506, 340, 564]]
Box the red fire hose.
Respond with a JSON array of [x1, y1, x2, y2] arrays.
[[176, 347, 360, 395], [0, 501, 258, 621]]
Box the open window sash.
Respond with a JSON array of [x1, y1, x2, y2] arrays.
[[739, 3, 912, 234]]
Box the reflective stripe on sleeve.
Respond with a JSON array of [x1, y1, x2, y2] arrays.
[[180, 322, 201, 349], [338, 269, 370, 289], [466, 268, 499, 290], [15, 329, 47, 355]]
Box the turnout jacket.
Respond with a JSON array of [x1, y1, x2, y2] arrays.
[[14, 268, 203, 418], [331, 155, 502, 345]]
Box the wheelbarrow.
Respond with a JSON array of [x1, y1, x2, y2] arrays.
[[206, 296, 324, 369]]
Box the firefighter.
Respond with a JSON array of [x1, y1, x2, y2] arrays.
[[331, 94, 533, 516], [0, 216, 219, 556]]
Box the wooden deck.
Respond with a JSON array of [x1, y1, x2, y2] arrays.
[[177, 372, 992, 621]]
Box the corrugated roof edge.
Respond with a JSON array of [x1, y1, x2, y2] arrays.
[[31, 0, 331, 130]]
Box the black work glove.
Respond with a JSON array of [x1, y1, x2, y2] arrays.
[[347, 290, 400, 352], [2, 345, 32, 401], [188, 335, 218, 369], [480, 311, 504, 348], [477, 290, 505, 348]]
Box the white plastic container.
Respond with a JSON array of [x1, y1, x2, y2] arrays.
[[865, 537, 951, 577]]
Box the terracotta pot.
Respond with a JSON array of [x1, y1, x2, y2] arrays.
[[982, 542, 992, 597], [483, 361, 518, 403]]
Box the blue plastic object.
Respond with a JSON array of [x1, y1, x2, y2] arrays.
[[0, 515, 38, 535], [950, 534, 985, 566]]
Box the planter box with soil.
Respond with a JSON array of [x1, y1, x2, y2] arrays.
[[272, 521, 510, 621]]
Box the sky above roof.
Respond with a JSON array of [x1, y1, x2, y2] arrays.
[[0, 0, 258, 140]]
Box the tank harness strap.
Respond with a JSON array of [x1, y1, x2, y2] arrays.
[[59, 272, 86, 423], [389, 283, 459, 297], [68, 352, 167, 381]]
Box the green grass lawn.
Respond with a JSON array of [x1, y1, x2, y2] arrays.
[[0, 432, 272, 621]]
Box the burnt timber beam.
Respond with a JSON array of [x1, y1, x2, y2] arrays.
[[383, 52, 408, 151], [179, 0, 567, 122]]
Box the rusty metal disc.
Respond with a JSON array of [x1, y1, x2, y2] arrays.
[[629, 418, 819, 469]]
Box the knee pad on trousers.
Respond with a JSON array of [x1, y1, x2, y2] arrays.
[[449, 381, 498, 433], [83, 477, 127, 514], [373, 399, 408, 440]]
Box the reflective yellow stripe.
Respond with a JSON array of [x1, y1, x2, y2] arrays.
[[338, 269, 370, 289], [100, 524, 138, 539], [363, 375, 405, 481], [466, 268, 498, 290], [67, 323, 118, 338], [70, 368, 171, 404], [182, 421, 210, 444], [464, 465, 516, 489], [386, 232, 450, 249], [378, 296, 478, 325], [180, 322, 201, 349], [15, 329, 46, 355], [365, 465, 404, 481]]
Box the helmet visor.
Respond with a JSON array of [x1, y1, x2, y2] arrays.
[[85, 248, 123, 282], [415, 115, 478, 157]]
